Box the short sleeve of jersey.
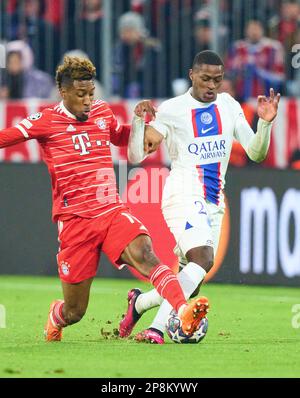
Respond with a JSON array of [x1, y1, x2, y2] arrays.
[[0, 110, 51, 148], [149, 102, 174, 139], [109, 110, 122, 134], [16, 110, 51, 141], [110, 112, 130, 147]]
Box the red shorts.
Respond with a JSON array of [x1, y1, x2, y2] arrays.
[[56, 207, 150, 283]]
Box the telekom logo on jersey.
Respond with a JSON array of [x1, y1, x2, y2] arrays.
[[72, 133, 91, 155], [72, 132, 109, 155]]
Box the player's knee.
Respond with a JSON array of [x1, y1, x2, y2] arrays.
[[123, 235, 160, 276], [64, 306, 86, 325], [186, 245, 214, 273], [141, 243, 158, 265], [133, 240, 158, 267], [136, 244, 159, 276]]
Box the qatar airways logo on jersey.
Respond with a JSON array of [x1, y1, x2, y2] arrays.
[[187, 136, 227, 165]]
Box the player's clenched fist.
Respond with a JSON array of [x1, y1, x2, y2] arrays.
[[134, 100, 157, 120], [144, 126, 164, 154]]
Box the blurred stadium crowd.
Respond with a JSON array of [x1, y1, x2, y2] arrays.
[[0, 0, 300, 168]]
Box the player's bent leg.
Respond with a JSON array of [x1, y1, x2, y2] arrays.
[[135, 245, 214, 342], [185, 246, 214, 273], [177, 246, 213, 334], [157, 245, 213, 335], [178, 255, 201, 298], [133, 204, 222, 341], [181, 246, 214, 305], [127, 252, 202, 341], [61, 278, 93, 324], [118, 235, 161, 337], [119, 234, 188, 335], [44, 278, 93, 341], [120, 234, 160, 277]]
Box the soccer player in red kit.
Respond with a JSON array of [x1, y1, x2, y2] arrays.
[[0, 56, 208, 341]]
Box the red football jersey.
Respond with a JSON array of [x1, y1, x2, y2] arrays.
[[0, 100, 131, 222]]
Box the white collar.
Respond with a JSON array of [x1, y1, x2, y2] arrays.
[[186, 88, 218, 106], [59, 101, 77, 120]]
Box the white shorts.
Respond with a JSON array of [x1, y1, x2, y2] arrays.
[[162, 195, 225, 260]]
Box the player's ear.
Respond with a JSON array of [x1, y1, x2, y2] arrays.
[[189, 69, 193, 82], [60, 86, 67, 100]]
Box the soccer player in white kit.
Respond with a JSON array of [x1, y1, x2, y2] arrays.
[[119, 50, 280, 344]]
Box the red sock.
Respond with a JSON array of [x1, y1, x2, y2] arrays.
[[149, 264, 186, 313], [52, 301, 67, 328]]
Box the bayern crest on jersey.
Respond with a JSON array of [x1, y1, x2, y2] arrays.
[[60, 261, 70, 276], [200, 112, 213, 125], [96, 118, 107, 130]]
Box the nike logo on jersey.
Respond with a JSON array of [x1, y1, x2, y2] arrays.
[[201, 126, 214, 134]]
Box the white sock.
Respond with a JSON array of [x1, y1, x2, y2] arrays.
[[150, 262, 207, 333], [134, 261, 196, 314], [135, 289, 163, 314], [135, 262, 206, 316]]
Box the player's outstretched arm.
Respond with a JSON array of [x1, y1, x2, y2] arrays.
[[110, 124, 131, 147], [247, 88, 280, 162], [127, 114, 147, 164], [0, 112, 50, 149], [0, 126, 28, 148]]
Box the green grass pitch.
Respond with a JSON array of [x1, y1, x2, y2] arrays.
[[0, 275, 299, 378]]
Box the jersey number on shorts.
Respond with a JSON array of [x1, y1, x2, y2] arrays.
[[121, 213, 148, 231]]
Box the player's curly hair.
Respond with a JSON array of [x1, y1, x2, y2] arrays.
[[56, 56, 96, 89]]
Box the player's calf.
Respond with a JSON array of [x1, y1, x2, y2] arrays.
[[121, 235, 187, 316], [44, 300, 87, 342], [63, 305, 86, 325]]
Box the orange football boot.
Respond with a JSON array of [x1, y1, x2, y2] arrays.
[[179, 296, 209, 335], [44, 300, 64, 342]]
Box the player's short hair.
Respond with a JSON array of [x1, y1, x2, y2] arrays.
[[192, 50, 224, 69], [56, 56, 96, 89]]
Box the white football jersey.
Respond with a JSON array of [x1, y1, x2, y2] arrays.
[[150, 89, 255, 208]]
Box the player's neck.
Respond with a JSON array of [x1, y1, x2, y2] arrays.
[[60, 101, 77, 120]]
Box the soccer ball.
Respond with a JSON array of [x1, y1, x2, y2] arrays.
[[166, 310, 208, 344]]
